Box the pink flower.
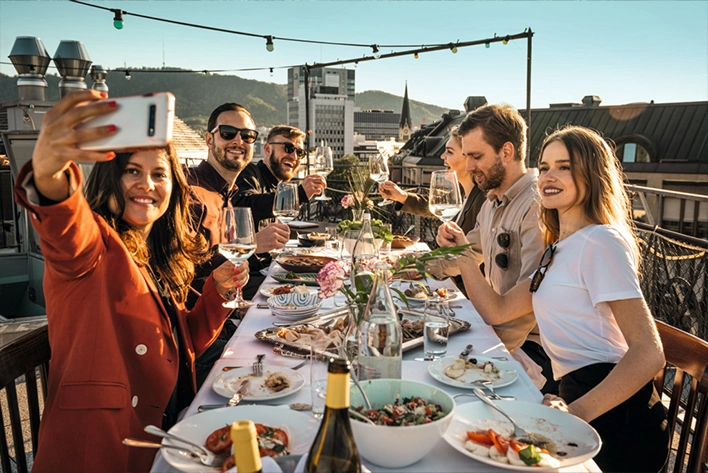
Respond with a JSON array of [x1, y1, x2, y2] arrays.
[[316, 260, 350, 299], [365, 199, 374, 209], [341, 194, 355, 209]]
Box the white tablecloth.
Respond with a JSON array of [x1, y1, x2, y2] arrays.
[[150, 244, 600, 473]]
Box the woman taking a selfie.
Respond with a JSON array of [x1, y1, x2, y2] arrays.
[[13, 90, 248, 473], [437, 126, 669, 471]]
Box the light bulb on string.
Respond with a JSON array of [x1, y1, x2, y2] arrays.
[[265, 36, 274, 52], [112, 9, 124, 30], [414, 53, 419, 59], [269, 68, 274, 77], [503, 36, 510, 45], [450, 44, 458, 54], [371, 44, 381, 59], [485, 42, 490, 49], [124, 70, 131, 80]]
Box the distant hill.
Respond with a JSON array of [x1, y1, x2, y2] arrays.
[[0, 71, 448, 132], [355, 90, 450, 126]]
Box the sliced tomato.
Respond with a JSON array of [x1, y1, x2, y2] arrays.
[[466, 431, 494, 446], [271, 428, 289, 447], [509, 438, 528, 452], [424, 406, 433, 417], [254, 423, 267, 436], [379, 415, 394, 426], [487, 429, 509, 455], [220, 455, 235, 473], [205, 425, 232, 454], [391, 406, 406, 420], [366, 409, 379, 421]]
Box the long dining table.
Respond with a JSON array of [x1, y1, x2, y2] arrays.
[[150, 242, 601, 473]]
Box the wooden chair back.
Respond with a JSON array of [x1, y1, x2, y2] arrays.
[[654, 319, 708, 473], [0, 325, 50, 473]]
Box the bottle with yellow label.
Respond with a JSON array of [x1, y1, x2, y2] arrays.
[[305, 358, 362, 473], [231, 420, 263, 473]]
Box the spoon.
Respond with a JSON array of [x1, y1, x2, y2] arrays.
[[143, 426, 221, 466], [403, 224, 415, 236]]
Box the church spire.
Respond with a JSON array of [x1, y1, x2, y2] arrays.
[[399, 82, 412, 141]]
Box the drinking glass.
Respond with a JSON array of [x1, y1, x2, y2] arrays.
[[273, 182, 299, 224], [369, 152, 392, 206], [310, 341, 329, 419], [219, 207, 256, 309], [423, 298, 450, 358], [428, 170, 463, 222], [312, 146, 334, 201], [324, 227, 341, 258]]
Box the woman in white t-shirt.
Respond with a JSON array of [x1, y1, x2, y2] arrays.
[[438, 125, 668, 471]]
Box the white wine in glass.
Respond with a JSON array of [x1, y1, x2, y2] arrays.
[[273, 182, 299, 224], [312, 146, 334, 201], [369, 153, 392, 206], [429, 170, 463, 222], [219, 207, 256, 309]]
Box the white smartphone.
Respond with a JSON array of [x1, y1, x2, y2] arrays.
[[78, 92, 175, 151]]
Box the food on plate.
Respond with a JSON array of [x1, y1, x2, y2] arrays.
[[276, 319, 346, 348], [208, 423, 291, 472], [307, 232, 330, 240], [435, 287, 448, 298], [444, 358, 501, 381], [404, 285, 427, 299], [392, 235, 412, 242], [464, 429, 560, 468], [291, 285, 310, 294], [264, 372, 291, 392], [351, 395, 448, 426]]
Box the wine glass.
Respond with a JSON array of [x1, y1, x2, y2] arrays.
[[273, 182, 299, 224], [428, 170, 463, 223], [219, 207, 257, 309], [312, 146, 334, 201], [368, 152, 392, 206]]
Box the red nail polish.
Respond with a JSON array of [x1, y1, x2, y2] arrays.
[[108, 101, 117, 108], [106, 152, 116, 160], [100, 92, 108, 99], [107, 124, 117, 132]]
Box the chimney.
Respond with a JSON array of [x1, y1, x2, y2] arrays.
[[90, 65, 109, 93], [8, 36, 51, 101], [582, 95, 602, 107], [53, 40, 92, 98]]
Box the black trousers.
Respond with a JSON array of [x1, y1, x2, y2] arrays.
[[521, 340, 559, 395], [560, 362, 669, 473]]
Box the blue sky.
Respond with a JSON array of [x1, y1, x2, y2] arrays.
[[1, 1, 706, 111]]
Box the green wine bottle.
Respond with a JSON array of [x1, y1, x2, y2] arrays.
[[305, 358, 362, 473]]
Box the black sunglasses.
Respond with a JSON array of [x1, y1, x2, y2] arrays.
[[530, 244, 556, 293], [269, 141, 306, 158], [494, 232, 511, 269], [210, 125, 259, 144]]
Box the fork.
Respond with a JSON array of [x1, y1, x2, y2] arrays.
[[253, 353, 265, 377], [123, 438, 224, 467], [144, 425, 222, 467]]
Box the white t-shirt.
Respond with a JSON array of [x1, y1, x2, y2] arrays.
[[531, 224, 643, 379]]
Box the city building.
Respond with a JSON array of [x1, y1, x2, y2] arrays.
[[286, 66, 355, 158], [353, 109, 400, 141]]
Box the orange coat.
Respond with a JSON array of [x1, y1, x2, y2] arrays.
[[14, 162, 231, 473]]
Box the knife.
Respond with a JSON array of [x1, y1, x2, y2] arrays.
[[198, 379, 250, 411], [459, 344, 473, 361]]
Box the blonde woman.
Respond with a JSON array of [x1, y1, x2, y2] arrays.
[[437, 125, 669, 471]]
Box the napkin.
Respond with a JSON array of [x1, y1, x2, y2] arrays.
[[224, 456, 282, 473]]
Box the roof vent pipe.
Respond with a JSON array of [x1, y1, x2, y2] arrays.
[[90, 65, 109, 93], [8, 36, 51, 101], [53, 40, 92, 98]]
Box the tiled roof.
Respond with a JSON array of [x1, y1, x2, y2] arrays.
[[172, 116, 208, 163], [398, 100, 708, 174]]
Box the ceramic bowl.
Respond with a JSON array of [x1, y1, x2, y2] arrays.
[[348, 378, 455, 468]]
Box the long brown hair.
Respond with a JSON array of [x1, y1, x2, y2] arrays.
[[538, 126, 640, 267], [85, 145, 210, 302]]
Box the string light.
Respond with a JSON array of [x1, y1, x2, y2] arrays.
[[269, 67, 274, 77], [265, 36, 274, 52], [503, 36, 510, 45], [414, 53, 419, 59], [112, 9, 124, 29], [124, 70, 131, 80], [450, 42, 458, 54], [485, 42, 490, 49], [371, 44, 381, 59]]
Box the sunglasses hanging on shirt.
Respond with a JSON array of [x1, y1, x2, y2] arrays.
[[494, 232, 511, 269]]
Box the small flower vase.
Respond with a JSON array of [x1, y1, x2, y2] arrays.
[[339, 303, 366, 373], [352, 208, 365, 222]]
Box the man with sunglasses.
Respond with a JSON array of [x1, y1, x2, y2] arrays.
[[434, 104, 558, 395], [186, 103, 291, 387], [233, 125, 326, 230]]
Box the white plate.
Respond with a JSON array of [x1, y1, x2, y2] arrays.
[[406, 290, 462, 305], [271, 309, 321, 320], [428, 356, 519, 389], [443, 400, 601, 471], [162, 405, 319, 473], [211, 366, 305, 401], [259, 285, 317, 298]]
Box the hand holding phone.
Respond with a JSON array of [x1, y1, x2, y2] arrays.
[[78, 92, 175, 151]]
